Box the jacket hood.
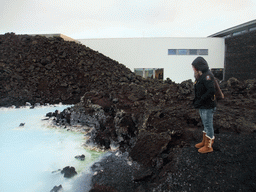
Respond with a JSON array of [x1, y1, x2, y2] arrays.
[[192, 57, 209, 73]]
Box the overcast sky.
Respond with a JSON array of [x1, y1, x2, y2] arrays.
[[1, 0, 256, 39]]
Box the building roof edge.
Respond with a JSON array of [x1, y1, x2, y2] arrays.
[[208, 19, 256, 37]]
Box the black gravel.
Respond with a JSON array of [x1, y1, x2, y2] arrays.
[[88, 131, 256, 192]]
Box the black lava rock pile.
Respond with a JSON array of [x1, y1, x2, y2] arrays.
[[0, 32, 132, 106]]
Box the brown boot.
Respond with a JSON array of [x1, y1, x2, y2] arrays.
[[198, 135, 214, 153], [195, 132, 206, 149]]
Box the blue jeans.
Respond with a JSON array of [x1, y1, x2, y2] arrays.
[[199, 108, 216, 139]]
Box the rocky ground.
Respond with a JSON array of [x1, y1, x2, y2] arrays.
[[1, 33, 256, 191], [87, 131, 256, 192], [46, 73, 256, 191]]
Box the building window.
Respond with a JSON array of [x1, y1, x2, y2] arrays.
[[189, 49, 198, 55], [178, 49, 188, 55], [145, 68, 154, 78], [168, 49, 177, 55], [155, 68, 164, 79], [249, 26, 256, 31], [168, 49, 208, 56], [198, 49, 208, 55], [223, 34, 232, 38], [134, 68, 164, 80], [233, 31, 242, 36], [134, 68, 144, 77]]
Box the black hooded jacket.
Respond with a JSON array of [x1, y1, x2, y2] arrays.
[[192, 57, 217, 109]]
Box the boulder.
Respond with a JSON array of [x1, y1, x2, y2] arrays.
[[129, 131, 172, 167], [61, 166, 77, 178], [75, 154, 85, 161], [50, 185, 62, 192]]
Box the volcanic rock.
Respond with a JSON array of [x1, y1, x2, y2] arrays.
[[61, 166, 77, 178], [0, 33, 132, 107], [50, 185, 62, 192], [75, 154, 85, 161], [50, 75, 256, 191]]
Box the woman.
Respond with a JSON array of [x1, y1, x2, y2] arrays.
[[192, 56, 216, 153]]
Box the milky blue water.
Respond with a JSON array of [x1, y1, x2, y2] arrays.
[[0, 105, 103, 192]]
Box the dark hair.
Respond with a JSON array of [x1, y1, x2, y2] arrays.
[[191, 57, 209, 73]]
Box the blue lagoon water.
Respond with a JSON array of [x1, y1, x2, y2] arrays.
[[0, 105, 103, 192]]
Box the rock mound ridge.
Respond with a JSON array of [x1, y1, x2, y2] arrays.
[[0, 33, 132, 106]]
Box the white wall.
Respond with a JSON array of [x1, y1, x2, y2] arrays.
[[78, 37, 225, 83]]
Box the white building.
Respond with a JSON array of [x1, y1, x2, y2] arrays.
[[78, 37, 225, 83]]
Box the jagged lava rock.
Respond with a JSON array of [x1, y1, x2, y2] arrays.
[[0, 33, 132, 107]]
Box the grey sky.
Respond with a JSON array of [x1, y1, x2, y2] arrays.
[[1, 0, 256, 39]]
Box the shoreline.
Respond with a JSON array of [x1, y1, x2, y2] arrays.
[[0, 102, 71, 110], [0, 105, 107, 192]]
